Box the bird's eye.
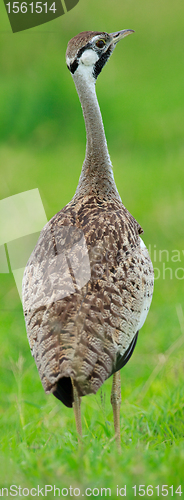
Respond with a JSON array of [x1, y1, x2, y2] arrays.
[[96, 39, 106, 49]]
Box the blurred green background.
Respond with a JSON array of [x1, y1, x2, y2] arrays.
[[0, 0, 184, 496]]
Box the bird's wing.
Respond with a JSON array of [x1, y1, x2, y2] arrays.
[[22, 204, 154, 400]]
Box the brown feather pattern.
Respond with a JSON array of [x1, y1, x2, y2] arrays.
[[23, 194, 154, 403]]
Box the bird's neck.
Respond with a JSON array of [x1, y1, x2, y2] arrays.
[[73, 69, 121, 200]]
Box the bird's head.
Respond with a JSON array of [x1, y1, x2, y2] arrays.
[[66, 30, 134, 81]]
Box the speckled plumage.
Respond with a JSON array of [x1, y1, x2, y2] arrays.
[[23, 193, 153, 406], [22, 30, 154, 415]]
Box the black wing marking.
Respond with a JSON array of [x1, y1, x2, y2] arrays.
[[111, 330, 139, 374], [53, 377, 73, 408]]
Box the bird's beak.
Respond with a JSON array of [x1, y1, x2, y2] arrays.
[[110, 29, 135, 44]]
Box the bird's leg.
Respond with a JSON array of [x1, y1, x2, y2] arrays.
[[71, 379, 82, 440], [111, 370, 121, 450]]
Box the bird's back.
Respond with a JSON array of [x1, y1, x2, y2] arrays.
[[23, 194, 154, 407]]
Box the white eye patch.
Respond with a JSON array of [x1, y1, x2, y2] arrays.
[[80, 49, 99, 66]]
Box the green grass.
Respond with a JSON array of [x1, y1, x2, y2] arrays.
[[0, 0, 184, 496]]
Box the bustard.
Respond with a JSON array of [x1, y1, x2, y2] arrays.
[[22, 30, 154, 446]]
